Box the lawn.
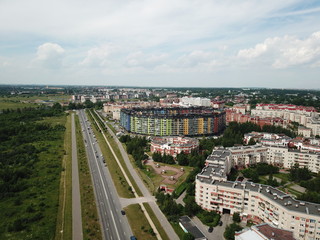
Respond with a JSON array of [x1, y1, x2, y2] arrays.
[[124, 204, 157, 240]]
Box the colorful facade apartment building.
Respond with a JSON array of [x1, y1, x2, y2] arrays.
[[120, 107, 226, 136]]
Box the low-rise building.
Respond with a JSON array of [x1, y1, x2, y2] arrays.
[[150, 136, 199, 157], [235, 223, 296, 240]]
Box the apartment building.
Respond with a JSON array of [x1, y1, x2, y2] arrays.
[[195, 165, 320, 240], [227, 145, 268, 167], [244, 132, 291, 147], [120, 107, 226, 136], [150, 136, 199, 157]]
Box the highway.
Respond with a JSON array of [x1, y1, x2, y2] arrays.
[[77, 110, 133, 240]]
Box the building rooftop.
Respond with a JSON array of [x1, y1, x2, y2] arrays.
[[196, 175, 320, 217], [179, 216, 206, 240], [236, 223, 296, 240]]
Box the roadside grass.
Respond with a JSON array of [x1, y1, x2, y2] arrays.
[[143, 203, 170, 240], [170, 222, 186, 239], [124, 204, 157, 240], [87, 111, 135, 198], [75, 115, 102, 240], [55, 113, 72, 240], [90, 110, 143, 197]]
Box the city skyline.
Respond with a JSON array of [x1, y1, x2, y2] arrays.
[[1, 0, 320, 88]]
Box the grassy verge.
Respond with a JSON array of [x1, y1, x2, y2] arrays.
[[75, 115, 102, 240], [87, 110, 135, 198], [124, 204, 157, 240], [171, 222, 186, 239], [55, 113, 72, 240], [143, 203, 170, 240]]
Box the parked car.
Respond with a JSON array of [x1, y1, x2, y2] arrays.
[[130, 236, 137, 240], [121, 210, 126, 215]]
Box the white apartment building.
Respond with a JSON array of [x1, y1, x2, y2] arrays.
[[267, 146, 320, 173], [227, 145, 268, 167], [195, 165, 320, 240], [251, 104, 320, 136], [244, 132, 291, 147], [180, 97, 211, 107]]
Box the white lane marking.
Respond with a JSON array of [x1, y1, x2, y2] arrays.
[[81, 111, 121, 240]]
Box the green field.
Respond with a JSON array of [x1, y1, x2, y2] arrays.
[[0, 95, 71, 111], [0, 108, 67, 239]]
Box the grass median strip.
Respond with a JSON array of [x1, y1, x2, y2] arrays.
[[75, 115, 102, 240], [87, 110, 135, 198], [125, 204, 158, 240], [143, 203, 170, 240]]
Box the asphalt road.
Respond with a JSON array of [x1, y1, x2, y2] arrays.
[[95, 110, 179, 240], [78, 110, 133, 240], [71, 113, 83, 240]]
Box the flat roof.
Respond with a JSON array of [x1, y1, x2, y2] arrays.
[[179, 216, 206, 240], [196, 175, 320, 217]]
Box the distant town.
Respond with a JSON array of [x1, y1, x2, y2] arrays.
[[1, 85, 320, 240]]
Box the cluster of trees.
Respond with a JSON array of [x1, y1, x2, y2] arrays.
[[288, 164, 312, 182], [241, 163, 279, 184], [176, 151, 207, 168], [67, 100, 103, 110], [0, 105, 66, 238], [152, 152, 175, 164], [298, 174, 320, 204], [119, 135, 148, 168], [224, 223, 243, 240]]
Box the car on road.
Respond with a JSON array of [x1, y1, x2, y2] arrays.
[[121, 210, 126, 215], [208, 226, 213, 232]]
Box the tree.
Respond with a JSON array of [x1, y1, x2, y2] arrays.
[[232, 212, 241, 223], [182, 233, 195, 240], [247, 138, 256, 145], [224, 223, 242, 240]]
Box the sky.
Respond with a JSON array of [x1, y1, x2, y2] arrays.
[[1, 0, 320, 88]]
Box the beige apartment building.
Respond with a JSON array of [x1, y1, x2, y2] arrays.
[[195, 164, 320, 240]]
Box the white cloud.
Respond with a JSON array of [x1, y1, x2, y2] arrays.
[[125, 51, 168, 68], [34, 43, 65, 68], [175, 50, 217, 68], [237, 31, 320, 68], [80, 44, 117, 67]]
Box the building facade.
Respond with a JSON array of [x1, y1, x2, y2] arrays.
[[195, 164, 320, 240], [150, 136, 199, 157], [120, 107, 226, 136]]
